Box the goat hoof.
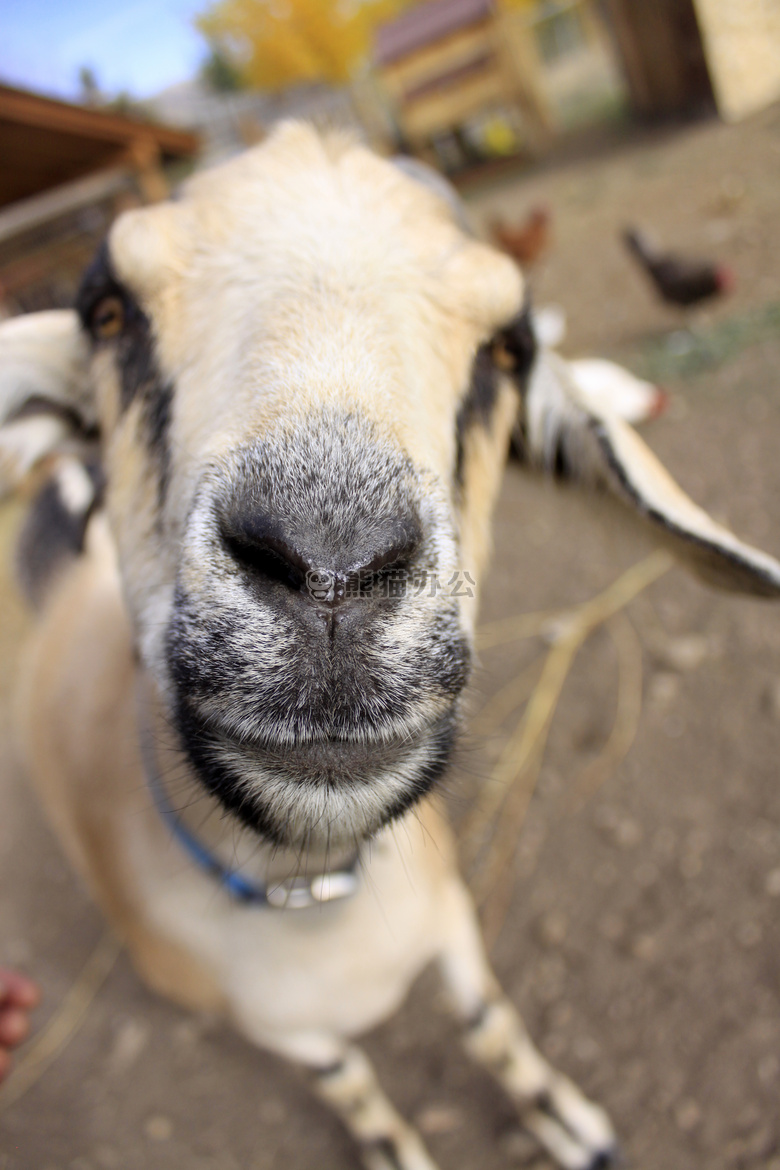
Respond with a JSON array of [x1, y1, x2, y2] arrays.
[[587, 1147, 624, 1170], [569, 1141, 624, 1170]]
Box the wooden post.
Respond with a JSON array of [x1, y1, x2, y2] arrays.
[[602, 0, 714, 117], [126, 136, 169, 204], [496, 8, 555, 151]]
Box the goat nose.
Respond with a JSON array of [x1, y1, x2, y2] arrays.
[[220, 510, 422, 610]]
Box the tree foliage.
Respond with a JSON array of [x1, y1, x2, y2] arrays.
[[197, 0, 414, 91], [201, 45, 245, 91]]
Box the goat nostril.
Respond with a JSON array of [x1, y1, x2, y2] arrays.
[[225, 536, 305, 590], [221, 515, 310, 592], [221, 508, 423, 608]]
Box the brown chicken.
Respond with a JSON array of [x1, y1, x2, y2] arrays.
[[489, 205, 551, 268]]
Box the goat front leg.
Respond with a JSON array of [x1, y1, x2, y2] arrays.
[[313, 1043, 440, 1170], [247, 1028, 440, 1170], [437, 881, 618, 1170]]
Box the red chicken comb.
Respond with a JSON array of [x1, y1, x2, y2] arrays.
[[715, 265, 736, 293], [649, 387, 671, 419]]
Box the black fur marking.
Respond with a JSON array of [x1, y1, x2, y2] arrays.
[[16, 458, 103, 609], [552, 438, 571, 479], [465, 1001, 492, 1031], [592, 420, 780, 597], [142, 379, 173, 502], [455, 345, 499, 488], [361, 1138, 405, 1170], [76, 241, 173, 499], [75, 241, 116, 331], [587, 1154, 618, 1170], [508, 419, 528, 464], [534, 1090, 555, 1117], [498, 300, 537, 393], [598, 1153, 623, 1169], [500, 301, 537, 465], [530, 1088, 620, 1167], [313, 1059, 346, 1080], [6, 395, 98, 438], [374, 713, 458, 824], [457, 300, 538, 481]]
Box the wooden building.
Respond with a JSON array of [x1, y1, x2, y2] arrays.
[[603, 0, 780, 123], [373, 0, 553, 167], [0, 85, 199, 316], [373, 0, 780, 171], [372, 0, 623, 169]]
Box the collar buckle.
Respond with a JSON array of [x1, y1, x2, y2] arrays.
[[266, 869, 360, 910]]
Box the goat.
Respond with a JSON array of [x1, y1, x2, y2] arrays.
[[2, 122, 780, 1170]]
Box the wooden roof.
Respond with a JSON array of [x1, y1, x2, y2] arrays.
[[374, 0, 495, 66], [0, 84, 199, 209]]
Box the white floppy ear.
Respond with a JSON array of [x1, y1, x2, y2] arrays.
[[0, 310, 92, 494], [516, 348, 780, 598], [0, 309, 91, 423]]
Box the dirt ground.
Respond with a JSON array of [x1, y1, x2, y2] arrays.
[[2, 107, 780, 1170]]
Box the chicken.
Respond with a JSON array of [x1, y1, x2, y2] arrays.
[[624, 227, 735, 307], [490, 205, 551, 268], [567, 358, 669, 424], [532, 304, 566, 349]]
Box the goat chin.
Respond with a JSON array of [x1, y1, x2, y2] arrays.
[[177, 711, 459, 848]]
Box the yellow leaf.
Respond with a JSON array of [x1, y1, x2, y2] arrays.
[[198, 0, 416, 91]]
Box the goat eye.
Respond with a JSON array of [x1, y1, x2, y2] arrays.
[[91, 295, 125, 339]]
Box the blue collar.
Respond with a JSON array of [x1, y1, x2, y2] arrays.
[[140, 726, 360, 910]]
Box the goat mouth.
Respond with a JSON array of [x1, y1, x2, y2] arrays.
[[174, 706, 457, 846], [226, 730, 436, 782]]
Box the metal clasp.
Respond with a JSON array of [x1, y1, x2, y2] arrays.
[[266, 869, 359, 910]]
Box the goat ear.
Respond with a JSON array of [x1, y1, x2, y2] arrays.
[[0, 309, 92, 492], [0, 310, 91, 422], [515, 349, 780, 598]]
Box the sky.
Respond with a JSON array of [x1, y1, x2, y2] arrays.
[[0, 0, 210, 100]]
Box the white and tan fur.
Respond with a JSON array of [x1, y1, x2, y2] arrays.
[[3, 123, 780, 1170]]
